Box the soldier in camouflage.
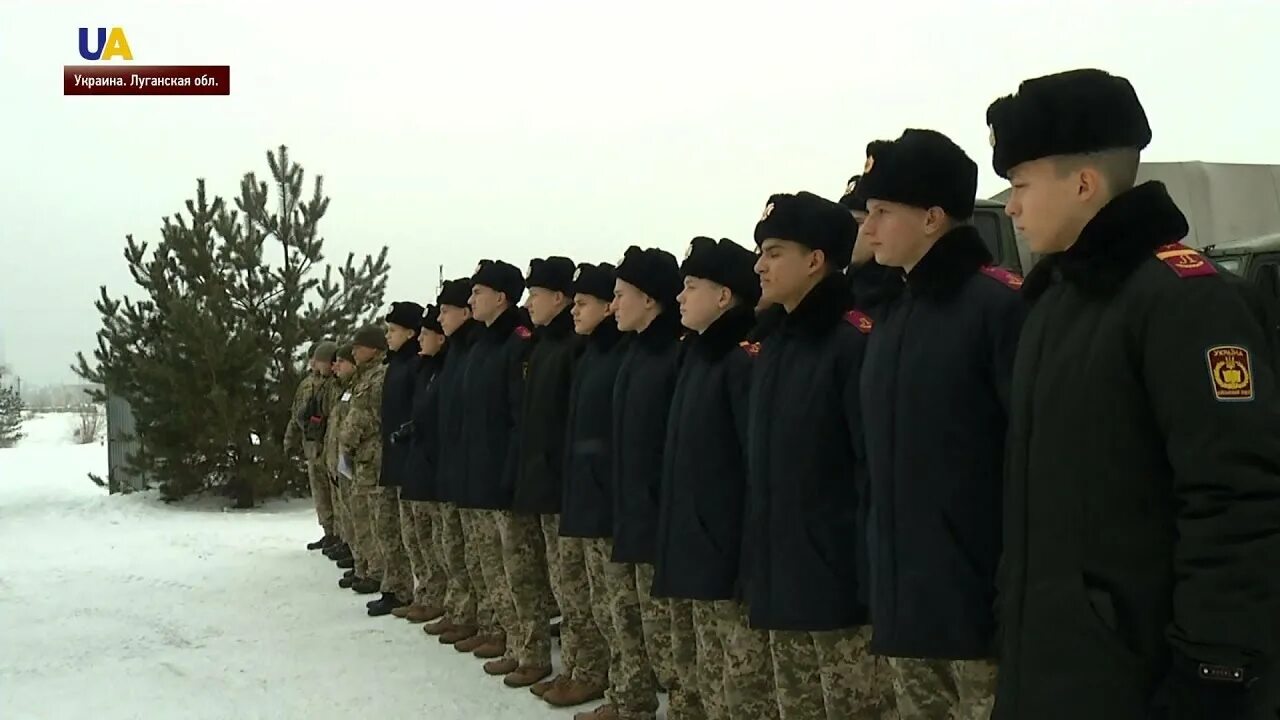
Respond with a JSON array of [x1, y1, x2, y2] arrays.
[[325, 344, 366, 590], [285, 341, 340, 551], [339, 326, 394, 600]]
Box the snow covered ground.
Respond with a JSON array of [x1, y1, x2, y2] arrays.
[[0, 413, 586, 720]]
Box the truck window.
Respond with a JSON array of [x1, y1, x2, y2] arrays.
[[970, 212, 1002, 262], [1256, 261, 1280, 301], [1215, 257, 1244, 276]]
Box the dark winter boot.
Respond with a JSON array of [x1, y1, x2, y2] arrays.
[[324, 542, 349, 559], [322, 534, 343, 549], [338, 575, 355, 589], [342, 569, 356, 579], [307, 534, 334, 551], [367, 593, 407, 617], [336, 556, 354, 569], [351, 577, 381, 594]]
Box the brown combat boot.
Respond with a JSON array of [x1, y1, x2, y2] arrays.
[[439, 624, 476, 644], [472, 637, 507, 659], [483, 657, 519, 676], [391, 604, 416, 619], [544, 677, 608, 708], [424, 618, 453, 635], [572, 702, 617, 720], [405, 604, 444, 624], [530, 674, 565, 698], [453, 633, 487, 653], [504, 664, 552, 688]]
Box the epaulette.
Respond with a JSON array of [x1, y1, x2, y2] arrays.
[[738, 340, 761, 357], [844, 309, 874, 334], [1155, 242, 1217, 278], [979, 265, 1024, 290], [514, 325, 532, 340]]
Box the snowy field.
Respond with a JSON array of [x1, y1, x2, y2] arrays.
[[0, 413, 586, 720]]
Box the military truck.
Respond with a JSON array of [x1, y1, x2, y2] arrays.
[[977, 162, 1280, 298]]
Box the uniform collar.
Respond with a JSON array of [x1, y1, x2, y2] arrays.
[[693, 303, 755, 358], [587, 315, 623, 351], [485, 306, 521, 339], [633, 309, 683, 349], [780, 272, 850, 337], [1023, 181, 1190, 302], [535, 304, 575, 340], [902, 224, 992, 301]]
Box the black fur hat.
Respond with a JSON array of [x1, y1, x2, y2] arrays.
[[526, 256, 576, 295], [421, 304, 443, 334], [857, 129, 977, 219], [437, 277, 474, 309], [680, 236, 761, 305], [839, 140, 892, 212], [616, 246, 681, 308], [986, 69, 1151, 179], [385, 301, 425, 331], [472, 259, 525, 305], [572, 262, 616, 302], [352, 325, 387, 351], [753, 191, 857, 268]]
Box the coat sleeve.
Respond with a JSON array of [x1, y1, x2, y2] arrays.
[[1141, 275, 1280, 682], [986, 290, 1026, 414], [726, 348, 754, 456], [502, 336, 530, 496]]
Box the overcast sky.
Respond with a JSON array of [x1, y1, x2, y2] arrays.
[[1, 0, 1277, 386]]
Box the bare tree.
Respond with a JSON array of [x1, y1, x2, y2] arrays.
[[72, 403, 104, 444]]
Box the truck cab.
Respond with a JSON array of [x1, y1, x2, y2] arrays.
[[969, 198, 1030, 275], [1204, 232, 1280, 304]]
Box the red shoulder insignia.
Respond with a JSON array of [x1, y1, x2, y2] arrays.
[[1156, 242, 1217, 278], [738, 340, 761, 358], [514, 325, 532, 340], [844, 310, 873, 334], [980, 265, 1024, 290]]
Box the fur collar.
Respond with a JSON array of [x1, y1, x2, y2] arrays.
[[587, 315, 623, 352], [535, 304, 576, 341], [902, 225, 993, 301], [386, 339, 419, 366], [634, 308, 683, 350], [448, 318, 481, 350], [484, 306, 523, 340], [780, 273, 851, 337], [1022, 181, 1190, 303], [693, 303, 756, 359], [849, 259, 902, 310]]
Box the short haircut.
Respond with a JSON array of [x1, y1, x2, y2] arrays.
[[1053, 148, 1141, 196]]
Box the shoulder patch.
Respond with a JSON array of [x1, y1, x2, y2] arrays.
[[844, 309, 874, 334], [738, 340, 761, 358], [514, 325, 532, 340], [1156, 242, 1217, 278], [1207, 345, 1253, 401], [979, 265, 1024, 290]]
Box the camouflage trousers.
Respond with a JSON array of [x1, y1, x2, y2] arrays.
[[689, 599, 777, 720], [438, 502, 477, 627], [348, 484, 381, 582], [886, 657, 996, 720], [304, 446, 334, 535], [399, 499, 446, 609], [596, 554, 676, 720], [585, 537, 628, 709], [460, 508, 515, 658], [369, 486, 412, 599], [498, 511, 556, 668], [555, 533, 610, 686], [329, 474, 355, 553], [667, 598, 707, 719], [769, 625, 896, 720]]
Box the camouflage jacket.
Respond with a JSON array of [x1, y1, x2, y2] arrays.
[[284, 371, 324, 456], [323, 375, 352, 478], [339, 355, 387, 485]]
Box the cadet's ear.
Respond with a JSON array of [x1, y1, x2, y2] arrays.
[[1076, 165, 1103, 205], [808, 248, 826, 276]]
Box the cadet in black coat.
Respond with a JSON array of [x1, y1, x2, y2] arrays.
[[556, 262, 624, 706], [746, 191, 894, 720], [431, 279, 483, 643], [459, 259, 532, 671], [988, 69, 1280, 720], [504, 256, 578, 687], [606, 246, 685, 719], [396, 304, 449, 622], [857, 128, 1023, 717], [652, 236, 772, 719]]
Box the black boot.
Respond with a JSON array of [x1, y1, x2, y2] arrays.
[[339, 575, 356, 589], [336, 556, 354, 569], [351, 577, 381, 594], [330, 546, 353, 563], [322, 534, 343, 549], [343, 569, 356, 579], [322, 542, 346, 558], [367, 592, 391, 609], [367, 593, 407, 617], [307, 534, 334, 551]]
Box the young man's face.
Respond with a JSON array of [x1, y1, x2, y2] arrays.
[[469, 284, 504, 324], [861, 199, 933, 269], [438, 304, 471, 336], [335, 358, 357, 378], [417, 329, 445, 356], [527, 287, 567, 327], [384, 322, 416, 352], [851, 211, 875, 266], [572, 293, 613, 335], [677, 276, 731, 333], [1005, 157, 1088, 254], [611, 279, 654, 333], [754, 238, 822, 309], [352, 345, 378, 364], [314, 359, 334, 377]]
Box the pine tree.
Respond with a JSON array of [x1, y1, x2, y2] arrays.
[[0, 366, 24, 448], [75, 146, 389, 506]]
